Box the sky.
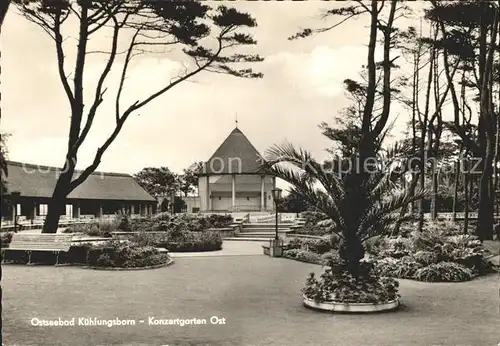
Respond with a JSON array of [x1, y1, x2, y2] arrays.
[[1, 1, 429, 188]]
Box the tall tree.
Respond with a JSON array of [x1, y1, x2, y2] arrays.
[[427, 0, 500, 240], [16, 0, 263, 233], [133, 167, 178, 198], [283, 0, 417, 275], [279, 190, 308, 214], [178, 161, 203, 197]]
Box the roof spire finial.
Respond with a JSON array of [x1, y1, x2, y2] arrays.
[[235, 113, 238, 128]]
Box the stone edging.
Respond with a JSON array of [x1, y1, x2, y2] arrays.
[[303, 295, 399, 313], [80, 258, 174, 271]]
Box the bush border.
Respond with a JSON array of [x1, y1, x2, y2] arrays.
[[80, 257, 174, 271]]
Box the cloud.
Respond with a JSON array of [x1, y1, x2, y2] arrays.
[[266, 45, 382, 98]]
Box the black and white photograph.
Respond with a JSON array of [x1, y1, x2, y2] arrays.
[[0, 0, 499, 345]]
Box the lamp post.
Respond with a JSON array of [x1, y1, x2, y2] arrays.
[[11, 191, 21, 233], [270, 187, 283, 257]]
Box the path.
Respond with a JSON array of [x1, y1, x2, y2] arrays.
[[2, 257, 498, 346]]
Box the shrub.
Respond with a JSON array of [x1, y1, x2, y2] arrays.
[[1, 232, 13, 246], [364, 236, 384, 255], [133, 230, 222, 252], [284, 237, 334, 254], [300, 211, 329, 226], [303, 238, 332, 254], [414, 262, 473, 282], [148, 213, 232, 232], [285, 237, 304, 250], [153, 212, 171, 221], [414, 251, 439, 266], [377, 237, 412, 259], [283, 249, 299, 258], [206, 214, 233, 228], [130, 218, 156, 233], [116, 214, 132, 232], [294, 224, 331, 236], [295, 250, 321, 263], [320, 251, 344, 268], [166, 231, 222, 252], [284, 249, 321, 263], [86, 241, 168, 268], [64, 222, 115, 237], [374, 256, 422, 279]]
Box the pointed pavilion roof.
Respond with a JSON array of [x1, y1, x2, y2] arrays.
[[201, 127, 265, 175]]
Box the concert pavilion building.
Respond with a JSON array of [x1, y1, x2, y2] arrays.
[[195, 126, 276, 213]]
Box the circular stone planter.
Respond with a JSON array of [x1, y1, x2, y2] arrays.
[[303, 294, 399, 313]]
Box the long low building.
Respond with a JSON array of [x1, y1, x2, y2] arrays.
[[2, 161, 157, 223]]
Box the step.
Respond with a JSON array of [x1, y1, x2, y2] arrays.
[[241, 227, 290, 233], [223, 237, 271, 242], [243, 223, 291, 228], [236, 232, 281, 238]]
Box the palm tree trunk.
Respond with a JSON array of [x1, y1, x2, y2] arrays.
[[339, 235, 365, 276]]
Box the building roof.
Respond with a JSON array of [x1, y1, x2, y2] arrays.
[[201, 127, 265, 175], [4, 161, 156, 202]]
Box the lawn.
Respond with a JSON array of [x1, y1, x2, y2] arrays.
[[2, 256, 499, 346]]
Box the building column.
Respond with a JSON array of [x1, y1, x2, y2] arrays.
[[147, 204, 152, 216], [73, 204, 80, 219], [232, 174, 236, 210], [31, 202, 37, 220], [131, 204, 135, 215], [205, 176, 210, 211], [11, 203, 16, 221], [260, 175, 265, 211], [96, 204, 103, 219]]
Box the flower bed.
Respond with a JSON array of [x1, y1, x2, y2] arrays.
[[302, 264, 400, 312], [86, 241, 169, 268], [63, 220, 118, 238], [151, 213, 233, 231], [370, 221, 494, 282], [132, 230, 222, 252], [2, 240, 170, 269]]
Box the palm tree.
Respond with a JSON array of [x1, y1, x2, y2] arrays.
[[263, 142, 426, 277]]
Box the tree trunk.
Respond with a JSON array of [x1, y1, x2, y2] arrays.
[[427, 128, 436, 220], [393, 172, 420, 235], [452, 159, 460, 222], [42, 168, 74, 233], [475, 7, 498, 241], [0, 0, 10, 28], [464, 156, 469, 234], [476, 141, 494, 240]]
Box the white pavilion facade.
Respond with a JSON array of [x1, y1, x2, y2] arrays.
[[195, 126, 276, 212]]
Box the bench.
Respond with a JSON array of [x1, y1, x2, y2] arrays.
[[2, 233, 73, 265]]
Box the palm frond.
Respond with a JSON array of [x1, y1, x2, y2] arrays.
[[263, 142, 346, 206]]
